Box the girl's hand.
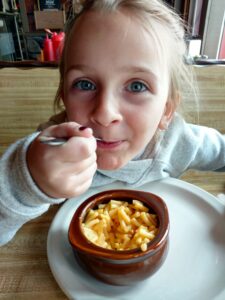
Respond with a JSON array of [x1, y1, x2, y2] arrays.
[[27, 122, 97, 198]]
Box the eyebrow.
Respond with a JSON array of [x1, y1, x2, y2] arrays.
[[65, 64, 158, 82], [65, 64, 94, 76], [120, 65, 158, 82]]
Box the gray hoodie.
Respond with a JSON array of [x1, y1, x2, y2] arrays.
[[0, 113, 224, 246]]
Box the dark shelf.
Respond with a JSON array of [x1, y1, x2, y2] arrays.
[[0, 60, 59, 67]]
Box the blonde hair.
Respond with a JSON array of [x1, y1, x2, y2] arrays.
[[54, 0, 198, 121]]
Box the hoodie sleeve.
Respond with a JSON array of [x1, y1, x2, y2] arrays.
[[0, 133, 65, 246], [158, 115, 225, 177], [187, 124, 225, 172]]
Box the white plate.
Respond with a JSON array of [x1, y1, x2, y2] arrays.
[[47, 178, 225, 300]]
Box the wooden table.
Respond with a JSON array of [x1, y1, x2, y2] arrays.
[[0, 66, 224, 299], [0, 181, 224, 300]]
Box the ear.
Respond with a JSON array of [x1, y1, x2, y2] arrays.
[[158, 95, 179, 130]]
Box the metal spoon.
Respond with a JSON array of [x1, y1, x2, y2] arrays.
[[39, 136, 101, 146]]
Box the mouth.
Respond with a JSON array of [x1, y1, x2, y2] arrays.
[[96, 138, 124, 149]]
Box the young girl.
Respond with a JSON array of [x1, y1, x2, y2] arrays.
[[0, 0, 224, 246]]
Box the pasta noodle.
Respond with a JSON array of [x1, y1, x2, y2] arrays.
[[82, 199, 158, 252]]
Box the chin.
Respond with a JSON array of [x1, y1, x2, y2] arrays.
[[97, 156, 128, 171]]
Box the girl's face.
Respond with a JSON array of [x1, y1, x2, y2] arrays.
[[63, 10, 174, 170]]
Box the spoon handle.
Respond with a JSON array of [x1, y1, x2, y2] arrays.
[[39, 137, 67, 146], [40, 137, 101, 146]]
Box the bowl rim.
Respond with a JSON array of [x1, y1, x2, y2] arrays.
[[68, 189, 169, 260]]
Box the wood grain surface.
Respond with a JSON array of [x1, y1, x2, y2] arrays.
[[0, 68, 57, 155], [180, 66, 225, 193], [0, 66, 224, 299]]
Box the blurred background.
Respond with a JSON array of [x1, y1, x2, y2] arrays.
[[0, 0, 224, 62]]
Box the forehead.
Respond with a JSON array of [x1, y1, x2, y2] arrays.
[[65, 10, 169, 77]]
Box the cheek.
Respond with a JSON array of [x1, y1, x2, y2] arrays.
[[64, 99, 88, 123], [128, 102, 166, 152], [131, 103, 165, 134]]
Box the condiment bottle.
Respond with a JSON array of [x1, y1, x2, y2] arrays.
[[43, 34, 55, 61], [52, 32, 65, 61]]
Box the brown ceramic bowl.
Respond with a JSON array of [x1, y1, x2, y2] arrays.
[[68, 189, 169, 286]]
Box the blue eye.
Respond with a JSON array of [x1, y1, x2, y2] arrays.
[[127, 81, 148, 93], [73, 80, 96, 91]]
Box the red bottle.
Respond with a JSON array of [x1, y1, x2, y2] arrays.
[[52, 32, 65, 61], [43, 35, 55, 61]]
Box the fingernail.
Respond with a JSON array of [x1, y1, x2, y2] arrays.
[[79, 126, 88, 131]]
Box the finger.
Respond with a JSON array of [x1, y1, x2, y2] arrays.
[[70, 177, 94, 198], [43, 136, 96, 162], [63, 136, 97, 161], [59, 151, 97, 173], [59, 177, 94, 199], [72, 160, 97, 185], [40, 122, 93, 140], [56, 162, 97, 198]]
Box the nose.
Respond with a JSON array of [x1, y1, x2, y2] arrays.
[[90, 90, 123, 127]]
